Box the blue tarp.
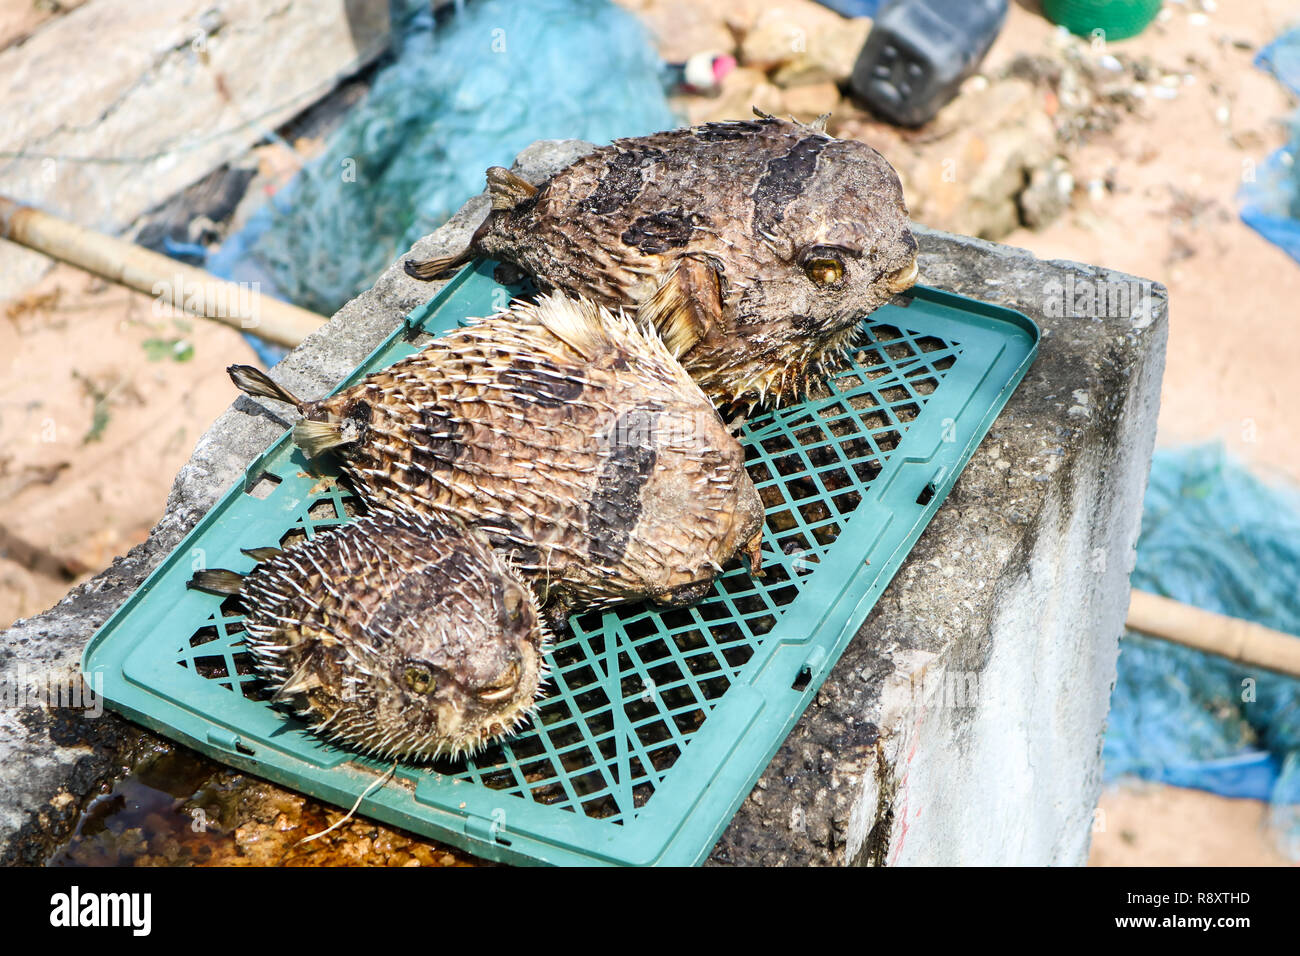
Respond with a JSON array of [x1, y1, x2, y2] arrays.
[[1239, 27, 1300, 266], [1255, 25, 1300, 97]]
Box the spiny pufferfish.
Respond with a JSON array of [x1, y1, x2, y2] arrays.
[[188, 508, 548, 761], [228, 291, 765, 620], [405, 111, 919, 410]]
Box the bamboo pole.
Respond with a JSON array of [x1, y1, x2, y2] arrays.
[[0, 195, 324, 348], [1126, 589, 1300, 679]]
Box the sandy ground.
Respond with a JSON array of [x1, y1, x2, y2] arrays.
[[994, 0, 1300, 488], [0, 266, 259, 624], [1090, 781, 1294, 866]]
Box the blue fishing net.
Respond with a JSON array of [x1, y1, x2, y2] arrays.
[[211, 0, 676, 363], [1104, 445, 1300, 858]]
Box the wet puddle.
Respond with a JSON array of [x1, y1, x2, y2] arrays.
[[48, 743, 482, 867]]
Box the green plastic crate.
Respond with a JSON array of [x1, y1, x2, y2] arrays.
[[82, 260, 1037, 866]]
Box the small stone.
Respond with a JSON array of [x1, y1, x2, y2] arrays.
[[780, 81, 842, 122], [682, 65, 784, 124], [771, 17, 874, 88], [740, 2, 852, 71], [1020, 157, 1075, 230], [886, 78, 1057, 240]]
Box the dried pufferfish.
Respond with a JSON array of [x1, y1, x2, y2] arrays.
[[188, 509, 548, 761], [405, 112, 920, 410], [229, 292, 765, 617]]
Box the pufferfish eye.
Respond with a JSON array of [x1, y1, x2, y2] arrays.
[[804, 255, 845, 287], [477, 661, 521, 703], [403, 665, 436, 695]]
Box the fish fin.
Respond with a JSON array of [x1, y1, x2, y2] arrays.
[[528, 291, 617, 359], [187, 569, 245, 595], [744, 529, 764, 575], [808, 112, 830, 133], [638, 256, 722, 359], [240, 546, 283, 563], [403, 248, 473, 281], [228, 365, 305, 409], [293, 419, 349, 458], [273, 658, 323, 701], [485, 166, 538, 211], [752, 106, 776, 121]]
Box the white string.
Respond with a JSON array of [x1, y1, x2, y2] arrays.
[[295, 761, 398, 847]]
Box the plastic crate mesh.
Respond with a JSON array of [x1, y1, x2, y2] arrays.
[[176, 319, 963, 826]]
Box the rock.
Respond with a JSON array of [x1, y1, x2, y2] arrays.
[[678, 65, 785, 126], [1020, 156, 1075, 230], [740, 3, 850, 70], [780, 81, 843, 122], [772, 17, 873, 88], [0, 0, 89, 53], [886, 78, 1058, 240], [612, 0, 764, 62], [0, 0, 392, 300]]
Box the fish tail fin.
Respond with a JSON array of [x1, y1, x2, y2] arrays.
[[403, 249, 473, 281], [187, 569, 245, 595], [485, 166, 538, 211], [240, 546, 284, 563], [293, 419, 350, 458], [228, 365, 305, 410]]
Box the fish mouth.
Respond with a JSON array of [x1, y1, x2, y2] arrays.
[[477, 684, 517, 703], [886, 257, 919, 293]]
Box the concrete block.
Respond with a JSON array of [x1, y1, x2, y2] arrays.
[[0, 139, 1166, 865], [0, 0, 391, 300], [712, 231, 1166, 866]]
